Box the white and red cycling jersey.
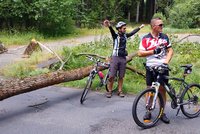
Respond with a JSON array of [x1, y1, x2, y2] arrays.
[[139, 33, 172, 67]]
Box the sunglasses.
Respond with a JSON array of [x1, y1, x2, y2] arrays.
[[155, 24, 164, 27]]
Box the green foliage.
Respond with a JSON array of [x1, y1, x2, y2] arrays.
[[0, 0, 75, 36], [51, 37, 113, 71], [36, 0, 75, 36], [0, 0, 199, 36], [72, 0, 133, 28], [153, 12, 168, 25], [169, 0, 200, 28], [169, 42, 200, 91], [28, 68, 50, 76]]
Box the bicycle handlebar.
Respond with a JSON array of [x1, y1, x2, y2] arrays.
[[86, 55, 110, 68]]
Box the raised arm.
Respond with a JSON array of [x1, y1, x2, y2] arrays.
[[108, 26, 117, 39], [103, 20, 117, 39], [126, 24, 144, 38]]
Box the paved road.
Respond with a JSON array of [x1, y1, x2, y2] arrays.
[[0, 86, 200, 134]]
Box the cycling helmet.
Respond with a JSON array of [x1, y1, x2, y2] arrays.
[[116, 21, 126, 30]]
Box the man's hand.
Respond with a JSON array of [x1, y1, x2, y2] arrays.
[[139, 24, 145, 29], [153, 47, 162, 54], [103, 20, 110, 27]]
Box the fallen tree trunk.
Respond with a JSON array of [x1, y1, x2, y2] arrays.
[[0, 66, 94, 101], [126, 65, 145, 77], [0, 52, 140, 101]]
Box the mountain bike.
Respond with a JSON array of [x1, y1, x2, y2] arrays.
[[80, 55, 118, 104], [132, 64, 200, 128]]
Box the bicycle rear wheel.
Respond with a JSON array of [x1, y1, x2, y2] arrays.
[[132, 88, 164, 129], [180, 84, 200, 118], [80, 76, 93, 104]]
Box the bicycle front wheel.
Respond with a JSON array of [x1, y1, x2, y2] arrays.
[[80, 76, 93, 104], [132, 88, 164, 129], [180, 84, 200, 118]]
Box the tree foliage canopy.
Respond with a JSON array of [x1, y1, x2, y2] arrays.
[[0, 0, 199, 36], [169, 0, 200, 28]]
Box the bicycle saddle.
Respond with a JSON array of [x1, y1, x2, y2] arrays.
[[181, 64, 193, 74], [180, 64, 193, 69]]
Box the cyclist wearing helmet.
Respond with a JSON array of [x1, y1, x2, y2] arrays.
[[138, 18, 173, 124], [104, 19, 144, 98]]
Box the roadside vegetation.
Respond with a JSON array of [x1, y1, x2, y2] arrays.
[[2, 34, 200, 94]]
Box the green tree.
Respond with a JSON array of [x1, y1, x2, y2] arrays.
[[35, 0, 75, 36], [169, 0, 200, 28]]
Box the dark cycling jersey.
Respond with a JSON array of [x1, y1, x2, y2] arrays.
[[109, 26, 140, 57]]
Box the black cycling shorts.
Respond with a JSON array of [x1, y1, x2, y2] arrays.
[[146, 67, 169, 86]]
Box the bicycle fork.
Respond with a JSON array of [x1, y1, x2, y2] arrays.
[[149, 82, 160, 110], [146, 82, 160, 111]]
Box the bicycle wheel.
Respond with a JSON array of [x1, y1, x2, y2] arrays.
[[180, 84, 200, 118], [132, 88, 164, 129], [80, 76, 93, 104]]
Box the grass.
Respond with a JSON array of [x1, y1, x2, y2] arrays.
[[0, 30, 45, 47], [1, 51, 52, 78]]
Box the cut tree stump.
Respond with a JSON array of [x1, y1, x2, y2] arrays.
[[22, 39, 42, 58], [0, 42, 7, 54]]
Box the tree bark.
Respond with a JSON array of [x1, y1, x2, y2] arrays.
[[0, 52, 140, 101], [145, 0, 155, 22], [139, 0, 144, 22], [135, 1, 140, 23], [0, 66, 94, 101]]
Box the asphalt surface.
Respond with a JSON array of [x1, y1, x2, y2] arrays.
[[0, 86, 200, 134]]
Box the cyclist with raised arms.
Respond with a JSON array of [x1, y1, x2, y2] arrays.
[[104, 20, 144, 98], [138, 18, 173, 124]]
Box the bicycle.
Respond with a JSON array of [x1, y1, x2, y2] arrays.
[[132, 64, 200, 128], [80, 55, 118, 104]]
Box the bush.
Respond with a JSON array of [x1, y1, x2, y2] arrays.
[[153, 12, 168, 25], [169, 0, 200, 28], [37, 1, 75, 36]]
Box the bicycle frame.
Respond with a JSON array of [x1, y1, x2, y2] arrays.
[[148, 66, 191, 111], [86, 56, 110, 87]]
